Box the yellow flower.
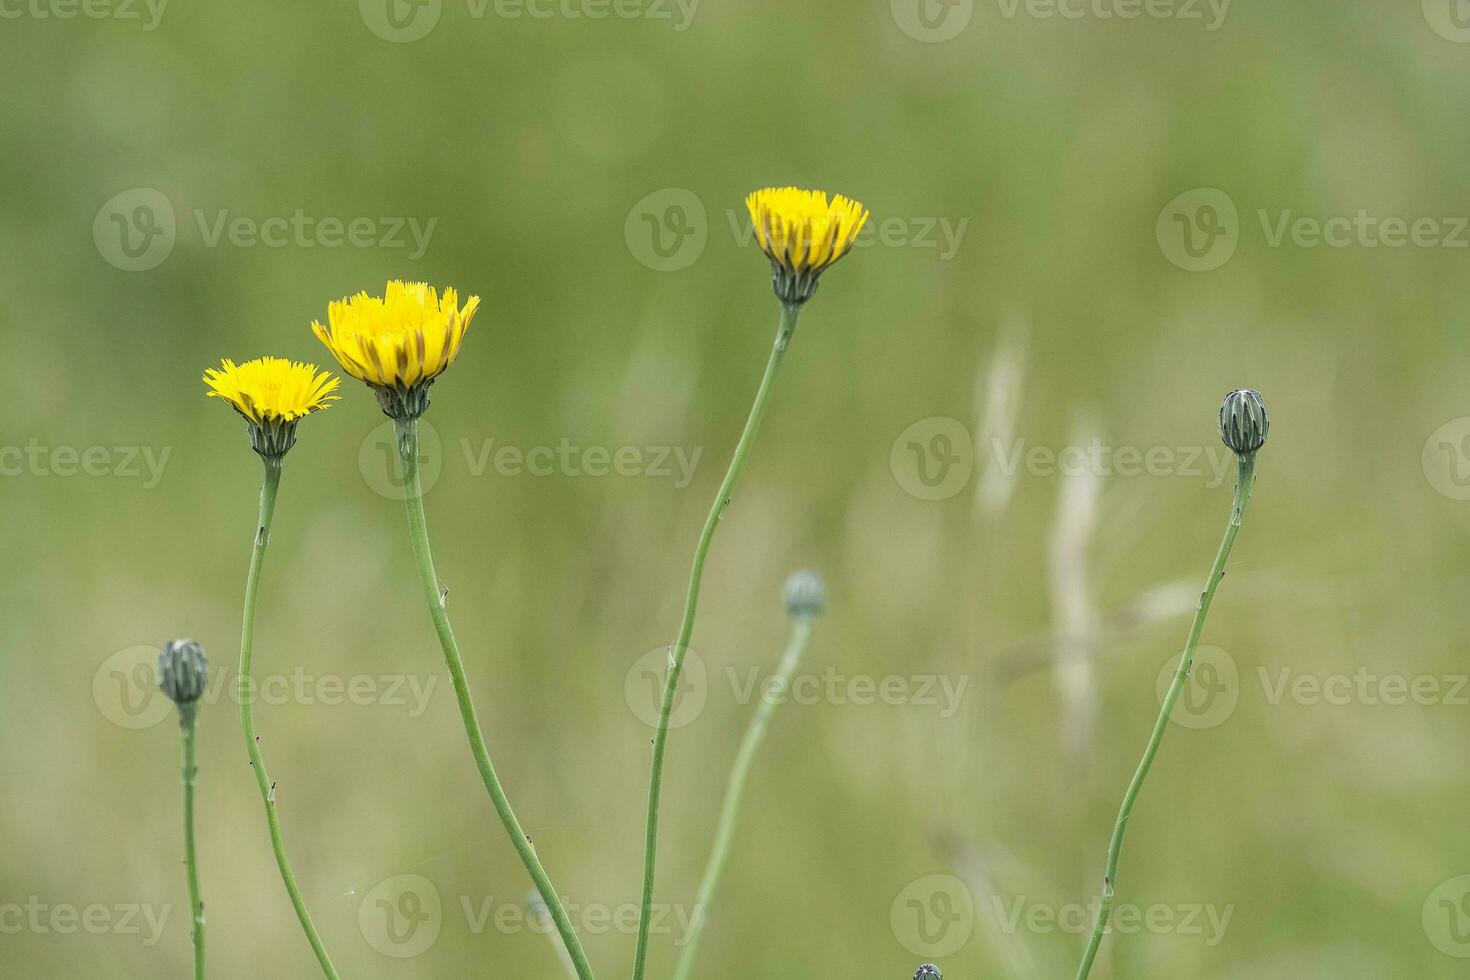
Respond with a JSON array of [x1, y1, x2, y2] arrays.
[[204, 357, 340, 424], [204, 357, 340, 460], [746, 187, 869, 304], [311, 280, 479, 419]]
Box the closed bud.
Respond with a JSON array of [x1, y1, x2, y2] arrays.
[[914, 966, 942, 980], [1219, 388, 1268, 456], [782, 570, 826, 619], [159, 639, 209, 708]]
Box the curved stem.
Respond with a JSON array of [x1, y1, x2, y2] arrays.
[[393, 418, 596, 980], [180, 706, 205, 980], [1073, 456, 1256, 980], [239, 460, 341, 980], [672, 615, 814, 980], [631, 302, 802, 980]]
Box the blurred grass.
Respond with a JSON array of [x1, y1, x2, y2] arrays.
[[5, 0, 1470, 976]]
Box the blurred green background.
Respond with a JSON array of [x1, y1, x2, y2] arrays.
[[5, 0, 1470, 976]]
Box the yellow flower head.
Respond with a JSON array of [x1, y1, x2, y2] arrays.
[[746, 187, 869, 304], [203, 357, 340, 460], [311, 280, 479, 419]]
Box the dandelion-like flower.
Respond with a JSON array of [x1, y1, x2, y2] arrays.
[[311, 280, 480, 420], [159, 638, 208, 715], [782, 570, 827, 619], [1219, 388, 1269, 457], [204, 357, 339, 461], [746, 187, 869, 305]]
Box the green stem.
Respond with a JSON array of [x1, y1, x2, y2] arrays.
[[239, 460, 341, 980], [671, 615, 815, 980], [393, 417, 596, 980], [1073, 456, 1256, 980], [631, 301, 802, 980], [180, 706, 205, 980]]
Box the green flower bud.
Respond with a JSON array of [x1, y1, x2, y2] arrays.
[[159, 639, 209, 708], [782, 570, 826, 618], [1219, 388, 1268, 456]]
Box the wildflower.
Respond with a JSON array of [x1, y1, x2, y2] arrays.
[[205, 357, 341, 977], [158, 638, 208, 979], [746, 187, 869, 305], [203, 357, 339, 461], [324, 281, 594, 978], [1219, 388, 1269, 457], [1073, 394, 1269, 980], [782, 570, 827, 619], [158, 638, 208, 715], [635, 188, 864, 980], [670, 571, 826, 980], [311, 280, 480, 420]]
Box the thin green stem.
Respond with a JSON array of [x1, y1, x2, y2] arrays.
[[180, 706, 205, 980], [239, 460, 341, 980], [631, 301, 802, 980], [393, 417, 596, 980], [1073, 456, 1256, 980], [672, 615, 815, 980]]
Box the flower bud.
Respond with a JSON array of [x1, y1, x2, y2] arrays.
[[914, 966, 942, 980], [1219, 388, 1268, 456], [782, 570, 826, 619], [159, 639, 209, 707]]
